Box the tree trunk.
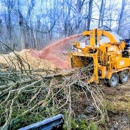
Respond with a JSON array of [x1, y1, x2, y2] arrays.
[[18, 12, 25, 49], [117, 0, 126, 34], [64, 0, 72, 36], [87, 0, 93, 30], [98, 0, 106, 28], [75, 0, 82, 29], [20, 26, 26, 50], [7, 9, 11, 44]]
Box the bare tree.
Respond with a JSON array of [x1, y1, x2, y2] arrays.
[[17, 0, 26, 50], [86, 0, 93, 30], [117, 0, 126, 34], [98, 0, 106, 27], [75, 0, 86, 29], [3, 0, 15, 47], [63, 0, 72, 36]]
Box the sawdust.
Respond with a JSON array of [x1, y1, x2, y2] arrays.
[[0, 49, 56, 71]]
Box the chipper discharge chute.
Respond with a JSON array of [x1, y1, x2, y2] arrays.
[[69, 28, 130, 87]]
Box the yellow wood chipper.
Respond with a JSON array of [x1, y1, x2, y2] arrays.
[[69, 28, 130, 87]]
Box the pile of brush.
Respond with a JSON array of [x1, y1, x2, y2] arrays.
[[0, 52, 107, 130]]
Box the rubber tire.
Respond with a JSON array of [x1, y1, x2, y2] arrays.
[[108, 73, 119, 87], [119, 70, 129, 84]]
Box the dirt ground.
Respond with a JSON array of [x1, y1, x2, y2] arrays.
[[100, 81, 130, 130]]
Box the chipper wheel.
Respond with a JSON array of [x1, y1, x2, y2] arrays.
[[108, 73, 119, 87], [119, 70, 129, 84]]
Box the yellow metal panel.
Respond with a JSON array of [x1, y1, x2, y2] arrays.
[[90, 38, 95, 46], [98, 66, 106, 78], [102, 31, 117, 43], [116, 58, 130, 69], [105, 71, 112, 79], [82, 31, 91, 36]]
